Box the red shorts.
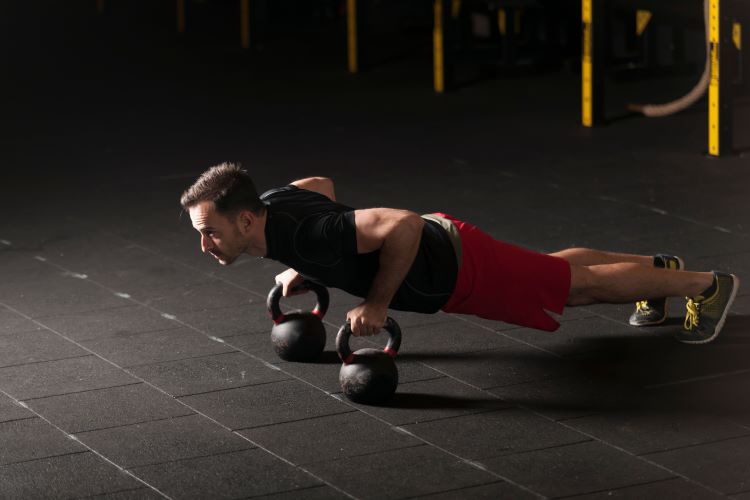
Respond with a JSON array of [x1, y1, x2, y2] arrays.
[[437, 213, 571, 332]]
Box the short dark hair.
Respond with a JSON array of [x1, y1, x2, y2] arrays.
[[180, 162, 264, 215]]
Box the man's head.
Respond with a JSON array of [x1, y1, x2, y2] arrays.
[[181, 162, 266, 265]]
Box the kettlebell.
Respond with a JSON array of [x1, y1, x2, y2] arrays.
[[336, 317, 402, 405], [267, 280, 330, 362]]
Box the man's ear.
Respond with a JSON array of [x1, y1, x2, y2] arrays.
[[237, 210, 255, 233]]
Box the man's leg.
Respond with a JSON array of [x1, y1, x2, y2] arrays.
[[566, 263, 711, 305], [550, 247, 654, 267], [567, 262, 739, 344], [551, 248, 683, 326]]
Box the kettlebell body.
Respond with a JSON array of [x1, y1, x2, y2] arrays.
[[339, 348, 398, 404], [336, 317, 402, 405], [270, 312, 326, 361], [267, 281, 330, 362]]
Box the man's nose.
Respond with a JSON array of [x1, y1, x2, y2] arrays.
[[200, 234, 212, 253]]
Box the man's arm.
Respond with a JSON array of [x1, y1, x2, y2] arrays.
[[347, 208, 425, 336], [291, 177, 336, 201]]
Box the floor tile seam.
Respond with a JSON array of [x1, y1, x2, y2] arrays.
[[644, 367, 750, 390], [120, 445, 259, 471], [480, 437, 595, 462], [554, 412, 602, 423], [0, 352, 94, 371], [219, 330, 273, 342], [75, 325, 188, 344], [565, 307, 637, 329], [551, 476, 685, 500], [425, 362, 573, 393], [0, 387, 173, 498], [0, 327, 52, 338], [32, 303, 138, 320], [451, 314, 565, 359], [118, 348, 241, 369], [233, 408, 359, 431], [298, 442, 428, 467], [638, 431, 750, 458], [170, 378, 295, 399], [69, 411, 199, 436], [565, 410, 750, 436], [399, 480, 512, 500], [0, 415, 38, 426], [142, 300, 261, 316], [126, 348, 273, 371], [728, 486, 750, 496], [694, 248, 750, 259], [410, 361, 729, 498], [399, 340, 552, 360], [175, 376, 301, 399], [228, 407, 357, 432], [20, 382, 145, 403], [394, 407, 509, 428], [482, 372, 613, 393], [0, 450, 91, 470], [72, 485, 160, 500], [11, 253, 537, 498], [239, 484, 333, 500]]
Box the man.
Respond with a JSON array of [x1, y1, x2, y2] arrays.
[[181, 163, 739, 343]]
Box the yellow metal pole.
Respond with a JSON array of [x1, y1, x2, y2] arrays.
[[582, 0, 593, 127], [240, 0, 250, 49], [498, 9, 507, 36], [708, 0, 720, 156], [451, 0, 461, 19], [177, 0, 186, 34], [347, 0, 358, 73], [434, 0, 444, 93], [732, 22, 741, 51]]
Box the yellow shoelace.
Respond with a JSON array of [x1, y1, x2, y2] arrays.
[[635, 300, 650, 313], [684, 298, 700, 330]]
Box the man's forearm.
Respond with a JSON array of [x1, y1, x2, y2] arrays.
[[365, 214, 424, 308]]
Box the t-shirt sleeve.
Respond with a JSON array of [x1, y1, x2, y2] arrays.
[[292, 211, 359, 265]]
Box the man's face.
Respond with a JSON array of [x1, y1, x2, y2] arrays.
[[188, 201, 247, 266]]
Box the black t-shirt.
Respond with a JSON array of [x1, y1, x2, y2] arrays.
[[261, 185, 457, 313]]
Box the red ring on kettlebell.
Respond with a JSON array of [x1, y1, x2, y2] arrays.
[[335, 317, 402, 365]]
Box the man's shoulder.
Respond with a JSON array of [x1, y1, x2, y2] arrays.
[[259, 184, 299, 201]]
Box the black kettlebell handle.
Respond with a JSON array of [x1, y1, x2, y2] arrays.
[[336, 317, 402, 365], [267, 280, 330, 325]]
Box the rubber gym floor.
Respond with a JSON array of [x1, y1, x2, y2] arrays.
[[2, 2, 750, 499]]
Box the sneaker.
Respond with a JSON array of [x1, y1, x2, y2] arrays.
[[676, 272, 740, 344], [629, 254, 685, 326]]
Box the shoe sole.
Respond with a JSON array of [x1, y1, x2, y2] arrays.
[[629, 316, 666, 327], [680, 274, 741, 345], [630, 256, 685, 327]]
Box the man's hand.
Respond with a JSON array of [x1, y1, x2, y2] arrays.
[[274, 268, 305, 297], [346, 302, 388, 336]]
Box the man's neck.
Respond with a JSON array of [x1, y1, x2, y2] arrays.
[[247, 210, 268, 257]]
